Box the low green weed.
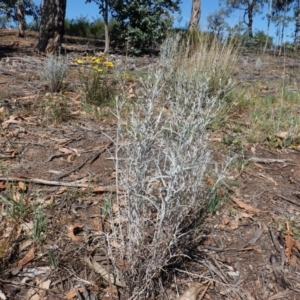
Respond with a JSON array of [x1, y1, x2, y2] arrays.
[[33, 202, 47, 244], [39, 93, 71, 123], [0, 187, 29, 222]]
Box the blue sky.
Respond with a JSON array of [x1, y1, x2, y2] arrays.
[[32, 0, 295, 43]]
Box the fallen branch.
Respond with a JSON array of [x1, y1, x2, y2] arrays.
[[275, 193, 300, 208], [248, 157, 291, 164], [56, 155, 92, 180], [0, 176, 120, 192]]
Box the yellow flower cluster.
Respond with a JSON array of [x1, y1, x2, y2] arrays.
[[73, 55, 114, 73], [103, 61, 114, 68]]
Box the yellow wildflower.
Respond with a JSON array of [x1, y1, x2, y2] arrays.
[[103, 61, 114, 68]]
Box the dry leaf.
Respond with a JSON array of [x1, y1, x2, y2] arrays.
[[56, 187, 67, 195], [67, 154, 75, 163], [67, 224, 84, 242], [289, 254, 297, 267], [18, 181, 26, 191], [70, 148, 79, 156], [83, 257, 125, 287], [238, 212, 254, 219], [179, 282, 206, 300], [0, 239, 10, 259], [0, 182, 6, 190], [92, 219, 102, 231], [1, 115, 22, 129], [38, 279, 51, 298], [21, 221, 34, 235], [111, 216, 127, 224], [250, 146, 256, 154], [116, 259, 130, 270], [218, 216, 238, 230], [25, 288, 37, 300], [103, 286, 118, 294], [208, 137, 222, 142], [19, 239, 33, 251], [39, 279, 51, 290], [17, 247, 35, 267], [206, 174, 214, 186], [126, 84, 136, 99], [110, 240, 121, 249], [112, 203, 119, 214], [50, 138, 70, 144], [64, 288, 85, 299], [231, 196, 261, 214], [285, 221, 294, 262], [119, 197, 126, 207], [275, 131, 289, 139], [93, 185, 119, 193], [58, 147, 73, 154], [258, 173, 277, 186], [242, 246, 262, 253], [293, 239, 300, 251]]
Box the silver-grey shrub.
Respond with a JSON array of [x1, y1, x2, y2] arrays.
[[111, 34, 235, 299], [38, 55, 68, 93]]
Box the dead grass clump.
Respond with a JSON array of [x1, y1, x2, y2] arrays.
[[38, 54, 68, 93], [104, 34, 237, 298], [174, 30, 238, 97]]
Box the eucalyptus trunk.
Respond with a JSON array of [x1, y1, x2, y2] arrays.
[[16, 0, 25, 37], [103, 0, 109, 54], [188, 0, 201, 30], [263, 0, 273, 53], [35, 0, 67, 53]]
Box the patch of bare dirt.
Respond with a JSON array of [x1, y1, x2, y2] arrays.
[[1, 29, 300, 299]]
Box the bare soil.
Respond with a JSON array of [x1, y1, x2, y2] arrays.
[[1, 29, 300, 300]]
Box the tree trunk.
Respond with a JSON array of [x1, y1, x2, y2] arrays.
[[188, 0, 201, 30], [16, 0, 25, 37], [263, 0, 273, 54], [103, 0, 109, 54], [247, 5, 254, 37], [294, 0, 300, 50], [35, 0, 67, 53]]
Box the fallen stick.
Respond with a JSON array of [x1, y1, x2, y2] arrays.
[[0, 176, 121, 192], [275, 193, 300, 208], [248, 157, 292, 164]]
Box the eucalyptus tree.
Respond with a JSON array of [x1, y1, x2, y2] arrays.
[[0, 0, 39, 36], [35, 0, 67, 53], [207, 8, 229, 40], [189, 0, 201, 29], [271, 0, 294, 52], [86, 0, 110, 53], [224, 0, 267, 37], [108, 0, 181, 54]]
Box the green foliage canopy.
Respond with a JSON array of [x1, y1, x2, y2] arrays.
[[0, 0, 40, 24], [86, 0, 181, 54]]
